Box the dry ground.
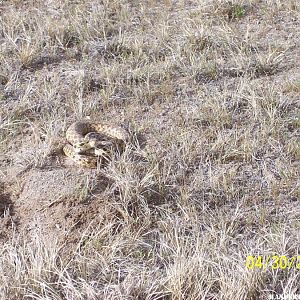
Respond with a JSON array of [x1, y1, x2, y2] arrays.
[[0, 0, 299, 299]]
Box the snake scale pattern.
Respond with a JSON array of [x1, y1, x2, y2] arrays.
[[63, 121, 128, 168]]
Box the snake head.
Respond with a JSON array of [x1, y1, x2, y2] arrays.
[[85, 132, 113, 148]]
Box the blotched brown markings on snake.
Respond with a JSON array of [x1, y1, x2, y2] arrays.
[[63, 121, 128, 168]]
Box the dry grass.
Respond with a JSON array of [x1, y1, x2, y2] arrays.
[[0, 0, 299, 299]]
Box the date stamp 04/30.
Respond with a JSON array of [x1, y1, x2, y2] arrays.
[[245, 255, 300, 270]]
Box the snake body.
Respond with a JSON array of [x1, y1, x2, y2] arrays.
[[63, 121, 128, 168]]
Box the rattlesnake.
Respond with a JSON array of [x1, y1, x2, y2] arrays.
[[63, 121, 128, 168]]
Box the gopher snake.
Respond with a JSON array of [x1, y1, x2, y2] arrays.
[[63, 121, 128, 168]]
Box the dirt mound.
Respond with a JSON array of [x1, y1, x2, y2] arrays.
[[0, 167, 114, 253]]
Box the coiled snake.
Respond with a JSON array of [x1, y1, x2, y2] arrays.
[[63, 121, 128, 168]]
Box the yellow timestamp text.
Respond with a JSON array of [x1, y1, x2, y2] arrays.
[[245, 255, 300, 270]]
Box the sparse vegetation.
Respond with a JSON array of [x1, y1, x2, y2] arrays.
[[0, 0, 299, 299], [225, 3, 247, 20]]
